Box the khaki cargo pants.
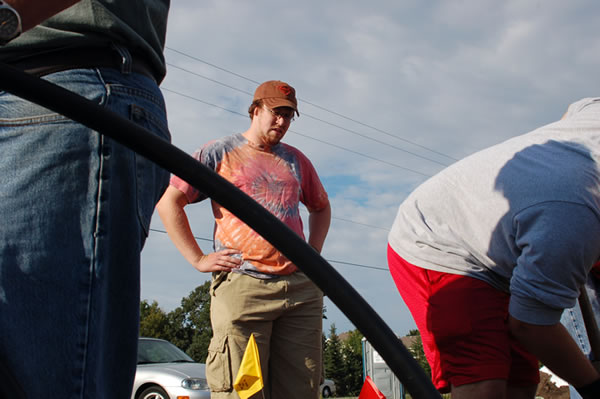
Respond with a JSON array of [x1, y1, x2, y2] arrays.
[[206, 271, 323, 399]]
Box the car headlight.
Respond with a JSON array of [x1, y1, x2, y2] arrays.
[[181, 378, 209, 390]]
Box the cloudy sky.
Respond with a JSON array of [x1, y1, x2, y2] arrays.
[[140, 0, 600, 336]]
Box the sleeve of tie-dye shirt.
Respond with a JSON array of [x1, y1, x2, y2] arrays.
[[169, 140, 221, 204], [294, 148, 329, 211]]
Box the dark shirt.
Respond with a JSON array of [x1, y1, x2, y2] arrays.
[[0, 0, 170, 82]]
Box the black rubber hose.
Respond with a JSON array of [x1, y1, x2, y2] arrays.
[[0, 62, 441, 399]]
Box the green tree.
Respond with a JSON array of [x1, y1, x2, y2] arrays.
[[340, 329, 364, 396], [139, 300, 170, 339], [407, 330, 431, 377], [323, 327, 365, 396], [139, 281, 213, 362], [166, 281, 213, 362], [323, 324, 345, 395]]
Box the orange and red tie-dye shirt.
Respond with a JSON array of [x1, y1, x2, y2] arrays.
[[170, 133, 329, 278]]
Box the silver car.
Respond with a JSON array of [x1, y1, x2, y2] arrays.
[[131, 337, 210, 399], [320, 378, 336, 398]]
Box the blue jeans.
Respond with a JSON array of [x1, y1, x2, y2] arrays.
[[0, 67, 170, 398], [561, 275, 600, 399]]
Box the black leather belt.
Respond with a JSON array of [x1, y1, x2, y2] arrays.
[[9, 46, 158, 83]]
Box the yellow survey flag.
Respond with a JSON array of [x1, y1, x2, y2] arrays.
[[233, 333, 264, 399]]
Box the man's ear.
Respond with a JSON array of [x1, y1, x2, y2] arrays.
[[252, 105, 263, 120]]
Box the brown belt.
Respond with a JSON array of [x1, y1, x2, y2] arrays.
[[10, 46, 158, 83]]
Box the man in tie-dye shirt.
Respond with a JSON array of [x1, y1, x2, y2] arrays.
[[157, 80, 331, 399]]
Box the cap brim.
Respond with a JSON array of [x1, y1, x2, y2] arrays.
[[262, 98, 299, 116]]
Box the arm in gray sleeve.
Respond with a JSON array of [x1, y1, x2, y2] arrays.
[[509, 202, 600, 325]]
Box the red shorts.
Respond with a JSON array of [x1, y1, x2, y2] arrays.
[[387, 245, 539, 392]]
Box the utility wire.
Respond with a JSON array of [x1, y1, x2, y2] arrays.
[[166, 47, 261, 85], [301, 113, 449, 167], [315, 214, 390, 231], [300, 97, 458, 162], [291, 130, 432, 177], [165, 46, 458, 162], [149, 228, 388, 271], [161, 87, 433, 178], [161, 87, 243, 116], [328, 260, 388, 271], [167, 63, 253, 97]]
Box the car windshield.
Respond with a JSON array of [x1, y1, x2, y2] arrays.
[[137, 339, 195, 364]]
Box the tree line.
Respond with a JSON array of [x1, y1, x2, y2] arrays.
[[139, 282, 430, 397]]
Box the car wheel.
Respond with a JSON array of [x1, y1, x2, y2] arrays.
[[322, 386, 332, 398], [138, 386, 170, 399]]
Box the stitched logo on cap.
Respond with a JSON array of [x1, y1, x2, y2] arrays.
[[278, 85, 293, 96]]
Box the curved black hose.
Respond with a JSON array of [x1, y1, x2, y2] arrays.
[[0, 62, 441, 399]]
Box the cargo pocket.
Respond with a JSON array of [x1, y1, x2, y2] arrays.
[[205, 334, 233, 392]]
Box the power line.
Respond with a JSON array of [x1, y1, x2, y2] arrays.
[[149, 228, 388, 271], [166, 47, 261, 85], [166, 62, 253, 97], [307, 212, 390, 231], [291, 129, 432, 177], [327, 259, 388, 271], [161, 87, 433, 178], [300, 97, 458, 162], [161, 87, 245, 117], [302, 113, 450, 167], [164, 46, 458, 163]]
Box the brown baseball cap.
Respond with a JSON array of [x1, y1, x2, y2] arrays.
[[253, 80, 299, 115]]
